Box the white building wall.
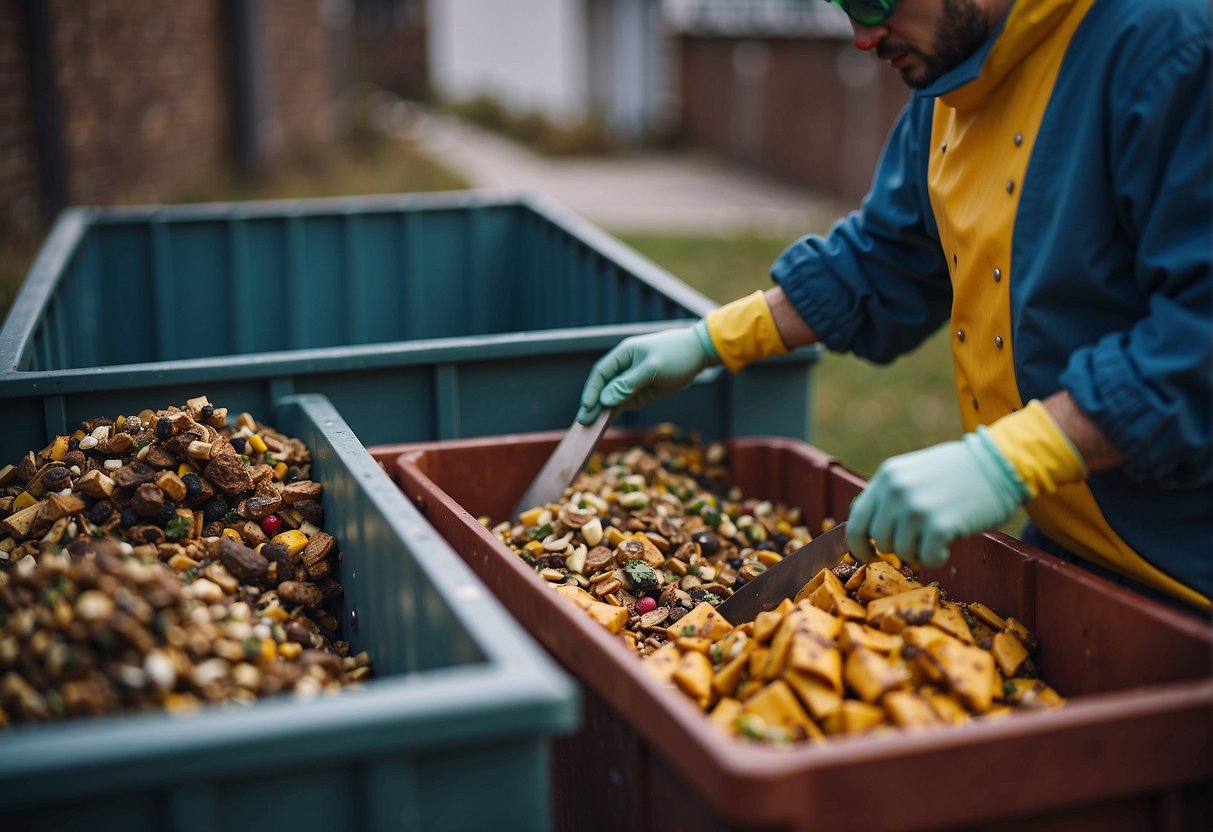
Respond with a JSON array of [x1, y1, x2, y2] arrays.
[[427, 0, 590, 123]]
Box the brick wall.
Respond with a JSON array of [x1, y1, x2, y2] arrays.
[[678, 35, 910, 205], [50, 0, 230, 205], [0, 1, 40, 232], [262, 1, 340, 158], [0, 0, 346, 226]]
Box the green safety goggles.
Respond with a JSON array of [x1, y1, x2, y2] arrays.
[[827, 0, 896, 26]]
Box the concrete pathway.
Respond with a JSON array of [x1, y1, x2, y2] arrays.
[[391, 106, 848, 238]]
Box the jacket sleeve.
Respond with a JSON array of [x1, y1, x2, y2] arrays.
[[1061, 29, 1212, 487], [770, 98, 952, 364]]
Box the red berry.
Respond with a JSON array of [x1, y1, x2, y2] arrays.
[[259, 515, 282, 535], [634, 596, 657, 615]]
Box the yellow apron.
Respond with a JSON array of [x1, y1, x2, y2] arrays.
[[925, 0, 1209, 612]]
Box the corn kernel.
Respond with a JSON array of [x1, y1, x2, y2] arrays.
[[271, 529, 309, 556], [261, 637, 280, 662], [114, 415, 125, 429], [277, 641, 302, 660], [523, 539, 545, 555], [220, 528, 243, 543], [274, 462, 288, 480], [248, 434, 268, 454], [177, 463, 198, 478], [12, 492, 36, 512], [518, 507, 546, 526]]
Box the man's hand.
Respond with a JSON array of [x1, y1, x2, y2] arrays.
[[576, 321, 719, 424], [846, 430, 1030, 568]]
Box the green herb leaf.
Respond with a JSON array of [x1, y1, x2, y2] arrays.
[[623, 559, 659, 593], [165, 515, 194, 540], [222, 509, 240, 525], [528, 523, 553, 541]]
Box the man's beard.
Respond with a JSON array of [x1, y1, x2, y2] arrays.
[[877, 0, 990, 89]]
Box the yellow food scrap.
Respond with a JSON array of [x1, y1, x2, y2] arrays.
[[866, 585, 940, 628], [739, 679, 822, 741], [271, 529, 309, 556], [990, 630, 1030, 678], [930, 601, 976, 644], [923, 638, 998, 714], [788, 631, 844, 694], [882, 690, 945, 729], [675, 636, 714, 655], [669, 602, 732, 643], [822, 700, 887, 736], [673, 650, 714, 709], [48, 435, 70, 462], [762, 605, 840, 680], [838, 621, 903, 655], [708, 697, 744, 735], [711, 651, 750, 698], [643, 642, 681, 685], [553, 584, 629, 634], [843, 646, 910, 704], [966, 601, 1006, 631], [783, 668, 843, 721], [752, 609, 784, 644], [1003, 616, 1039, 653], [924, 691, 971, 725], [853, 561, 918, 603], [1004, 678, 1066, 709], [517, 507, 547, 527]]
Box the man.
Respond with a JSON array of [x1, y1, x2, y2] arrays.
[[576, 0, 1212, 612]]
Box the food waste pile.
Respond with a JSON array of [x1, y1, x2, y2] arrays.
[[493, 425, 1064, 746], [0, 397, 370, 727]]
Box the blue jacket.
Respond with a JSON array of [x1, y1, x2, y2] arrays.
[[772, 0, 1212, 598]]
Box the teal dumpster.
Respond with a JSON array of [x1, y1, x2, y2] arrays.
[[0, 190, 818, 457], [0, 393, 579, 832]]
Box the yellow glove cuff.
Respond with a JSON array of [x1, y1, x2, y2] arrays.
[[985, 400, 1089, 499], [703, 290, 790, 373]]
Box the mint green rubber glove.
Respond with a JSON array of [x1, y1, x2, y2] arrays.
[[846, 427, 1030, 569], [577, 321, 720, 424]]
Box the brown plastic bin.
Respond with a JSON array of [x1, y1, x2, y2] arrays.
[[368, 430, 1213, 832]]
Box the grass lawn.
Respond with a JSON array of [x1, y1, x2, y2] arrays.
[[614, 232, 964, 479]]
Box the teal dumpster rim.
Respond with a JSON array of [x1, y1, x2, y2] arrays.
[[0, 188, 732, 373]]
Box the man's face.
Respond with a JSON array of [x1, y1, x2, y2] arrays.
[[850, 0, 992, 89]]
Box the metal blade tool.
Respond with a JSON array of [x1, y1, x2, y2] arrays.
[[714, 521, 851, 624], [511, 408, 615, 520]]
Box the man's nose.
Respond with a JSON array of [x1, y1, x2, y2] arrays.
[[850, 20, 887, 51]]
